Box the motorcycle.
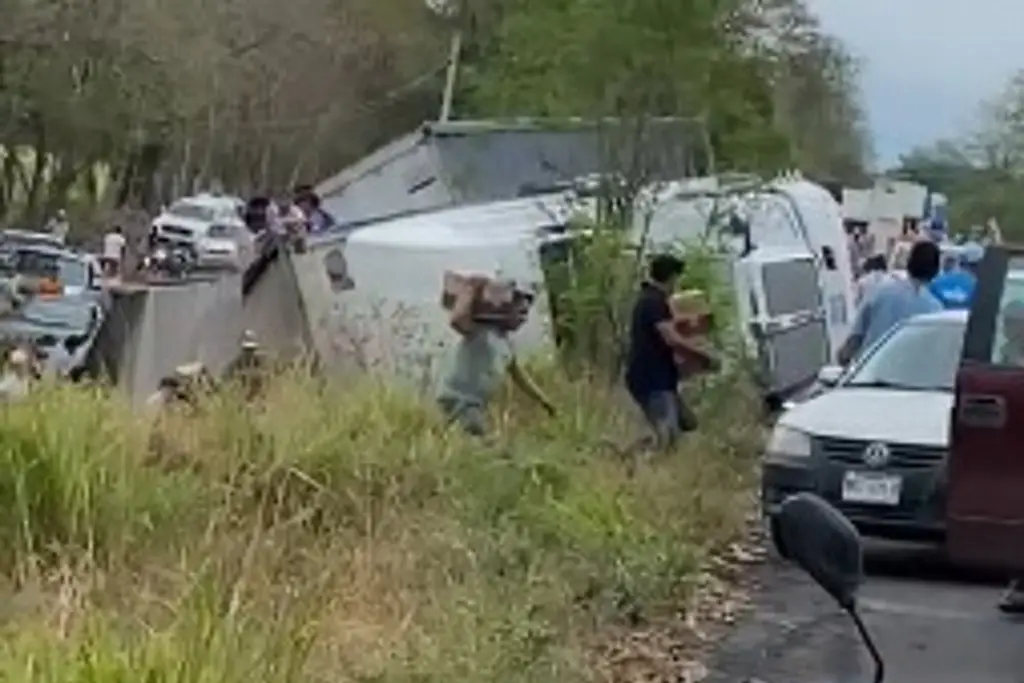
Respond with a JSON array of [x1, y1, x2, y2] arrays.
[[771, 492, 884, 683], [144, 243, 195, 279]]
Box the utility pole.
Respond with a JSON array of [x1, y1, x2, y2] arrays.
[[439, 29, 462, 122]]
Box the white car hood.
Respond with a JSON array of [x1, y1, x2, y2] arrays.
[[782, 387, 953, 447]]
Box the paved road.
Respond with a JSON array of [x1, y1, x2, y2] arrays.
[[707, 541, 1024, 683]]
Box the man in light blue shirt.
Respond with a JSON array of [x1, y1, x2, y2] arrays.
[[839, 241, 942, 364]]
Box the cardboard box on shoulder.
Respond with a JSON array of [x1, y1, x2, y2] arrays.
[[669, 289, 718, 375], [441, 270, 517, 321]]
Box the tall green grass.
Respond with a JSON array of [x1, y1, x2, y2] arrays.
[[0, 362, 761, 683]]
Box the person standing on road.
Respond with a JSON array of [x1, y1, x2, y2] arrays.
[[436, 277, 555, 436], [854, 254, 889, 305], [838, 240, 941, 365], [929, 245, 983, 310], [45, 209, 70, 244], [102, 225, 127, 279], [624, 254, 701, 450], [274, 195, 306, 239], [295, 189, 336, 235]]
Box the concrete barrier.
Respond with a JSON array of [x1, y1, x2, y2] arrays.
[[287, 244, 340, 366], [91, 276, 244, 403], [87, 239, 334, 403], [241, 244, 315, 362]]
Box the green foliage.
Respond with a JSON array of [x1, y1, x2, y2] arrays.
[[0, 0, 445, 225], [538, 202, 745, 383], [894, 70, 1024, 240], [0, 364, 762, 683], [458, 0, 871, 180]]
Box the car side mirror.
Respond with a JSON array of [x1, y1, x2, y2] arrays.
[[817, 365, 843, 386], [771, 492, 864, 610]]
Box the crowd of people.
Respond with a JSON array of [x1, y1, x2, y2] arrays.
[[241, 185, 337, 242], [33, 185, 340, 281]]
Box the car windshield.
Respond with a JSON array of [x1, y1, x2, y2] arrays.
[[169, 201, 217, 222], [0, 249, 87, 287], [845, 319, 965, 392], [57, 255, 88, 287]]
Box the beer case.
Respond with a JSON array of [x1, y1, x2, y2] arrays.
[[440, 271, 517, 321], [669, 290, 718, 375]]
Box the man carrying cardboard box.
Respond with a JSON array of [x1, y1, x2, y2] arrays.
[[625, 254, 711, 449], [436, 272, 555, 436]]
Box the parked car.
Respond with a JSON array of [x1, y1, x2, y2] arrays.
[[946, 253, 1024, 571], [0, 244, 106, 379], [0, 228, 64, 250], [150, 193, 252, 271], [762, 308, 966, 541], [0, 243, 102, 298]]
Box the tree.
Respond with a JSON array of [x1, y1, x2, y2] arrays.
[[439, 0, 872, 374], [0, 0, 448, 230], [455, 0, 871, 181], [894, 70, 1024, 239]]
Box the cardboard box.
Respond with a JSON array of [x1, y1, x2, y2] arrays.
[[669, 289, 718, 375], [440, 271, 518, 321], [670, 289, 714, 335]]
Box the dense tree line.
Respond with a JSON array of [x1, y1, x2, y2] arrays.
[[0, 0, 870, 229]]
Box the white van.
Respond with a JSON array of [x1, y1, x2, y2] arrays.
[[645, 177, 855, 387], [303, 178, 852, 400]]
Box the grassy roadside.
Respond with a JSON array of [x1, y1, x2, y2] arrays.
[[0, 363, 762, 682]]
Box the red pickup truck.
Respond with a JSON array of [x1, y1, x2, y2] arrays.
[[946, 244, 1024, 571]]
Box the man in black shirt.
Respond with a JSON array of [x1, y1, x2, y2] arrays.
[[625, 254, 698, 449]]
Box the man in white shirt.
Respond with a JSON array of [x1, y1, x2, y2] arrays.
[[102, 226, 127, 278], [854, 254, 889, 305], [45, 209, 70, 244]]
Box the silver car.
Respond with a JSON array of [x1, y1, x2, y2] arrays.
[[762, 310, 966, 541]]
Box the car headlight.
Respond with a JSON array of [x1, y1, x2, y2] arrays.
[[766, 425, 812, 458]]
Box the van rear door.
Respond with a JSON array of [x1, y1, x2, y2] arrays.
[[745, 251, 829, 399], [947, 245, 1024, 571]]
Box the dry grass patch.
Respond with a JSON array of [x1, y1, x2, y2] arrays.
[[0, 364, 762, 682]]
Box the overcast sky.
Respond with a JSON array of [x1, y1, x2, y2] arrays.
[[807, 0, 1023, 168]]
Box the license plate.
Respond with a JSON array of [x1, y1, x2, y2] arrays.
[[841, 471, 901, 505]]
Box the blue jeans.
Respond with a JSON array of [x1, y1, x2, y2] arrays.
[[437, 396, 488, 436], [629, 389, 697, 449]]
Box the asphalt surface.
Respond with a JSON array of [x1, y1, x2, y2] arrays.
[[707, 540, 1024, 683]]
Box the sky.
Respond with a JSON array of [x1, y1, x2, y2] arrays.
[[807, 0, 1024, 168]]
